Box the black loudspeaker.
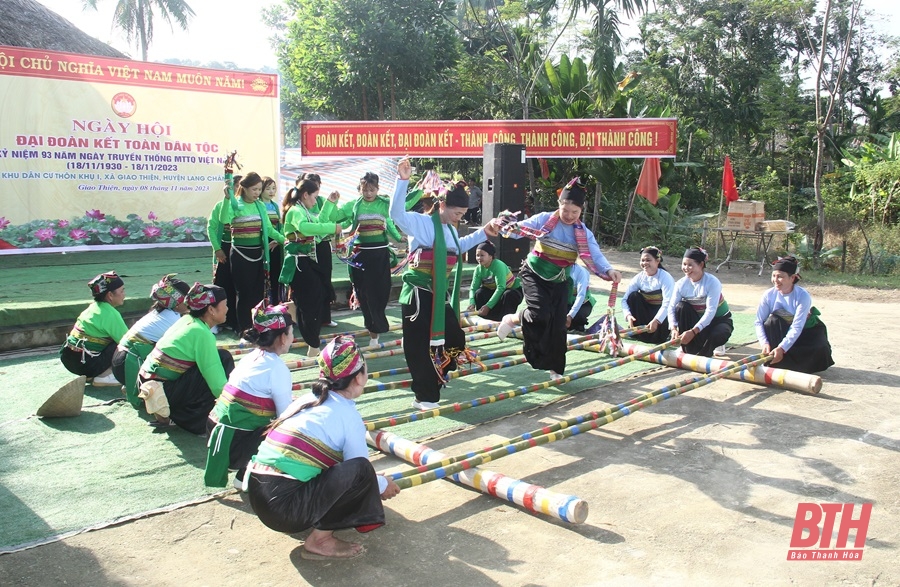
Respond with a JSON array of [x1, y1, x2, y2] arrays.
[[482, 143, 529, 270]]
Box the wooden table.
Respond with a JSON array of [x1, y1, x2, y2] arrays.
[[709, 228, 793, 276]]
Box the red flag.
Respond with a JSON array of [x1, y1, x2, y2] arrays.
[[538, 157, 550, 180], [723, 156, 740, 203], [635, 158, 662, 205]]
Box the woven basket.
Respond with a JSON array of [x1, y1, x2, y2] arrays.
[[36, 376, 86, 418]]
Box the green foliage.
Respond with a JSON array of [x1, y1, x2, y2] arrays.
[[83, 0, 195, 61], [629, 191, 714, 251]]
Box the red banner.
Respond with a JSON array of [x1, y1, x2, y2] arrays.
[[0, 45, 277, 97], [300, 119, 677, 158]]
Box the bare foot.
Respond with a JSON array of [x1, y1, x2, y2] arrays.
[[302, 530, 364, 559]]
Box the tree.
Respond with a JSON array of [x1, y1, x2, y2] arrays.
[[804, 0, 861, 253], [82, 0, 195, 61], [275, 0, 458, 121]]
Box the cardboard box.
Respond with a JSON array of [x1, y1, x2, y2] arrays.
[[725, 200, 765, 231], [758, 219, 789, 232]]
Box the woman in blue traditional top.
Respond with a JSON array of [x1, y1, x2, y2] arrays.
[[247, 336, 401, 560], [205, 300, 295, 490], [389, 159, 498, 410], [668, 247, 733, 357], [755, 255, 834, 373], [60, 271, 128, 386], [621, 246, 675, 344], [498, 178, 622, 377], [112, 274, 191, 407]]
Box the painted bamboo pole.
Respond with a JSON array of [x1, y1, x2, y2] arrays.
[[368, 429, 588, 524], [388, 354, 767, 481], [364, 340, 676, 431], [221, 323, 403, 353], [394, 355, 771, 489], [587, 341, 821, 394], [286, 326, 501, 372]]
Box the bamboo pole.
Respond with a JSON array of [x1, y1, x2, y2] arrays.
[[394, 355, 771, 489], [367, 430, 589, 524], [388, 355, 764, 481], [593, 341, 821, 394], [364, 340, 676, 431]]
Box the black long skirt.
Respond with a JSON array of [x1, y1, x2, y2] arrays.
[[248, 457, 385, 534], [214, 242, 239, 332], [141, 349, 235, 435], [351, 247, 392, 334], [625, 290, 670, 344], [474, 287, 524, 322], [316, 239, 335, 324], [229, 245, 266, 335], [520, 265, 570, 374], [674, 302, 733, 357], [59, 342, 116, 378], [268, 241, 285, 304], [401, 287, 466, 403], [764, 314, 834, 373], [290, 256, 327, 349]]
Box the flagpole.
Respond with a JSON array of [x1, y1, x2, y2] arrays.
[[620, 185, 638, 247], [715, 184, 724, 260]]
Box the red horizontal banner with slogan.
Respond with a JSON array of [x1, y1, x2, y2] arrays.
[[300, 119, 677, 158], [0, 45, 277, 97]]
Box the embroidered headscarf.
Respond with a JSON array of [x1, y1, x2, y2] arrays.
[[88, 271, 124, 296], [151, 274, 189, 309], [186, 283, 227, 311], [476, 240, 496, 257], [318, 335, 365, 382], [559, 177, 587, 207], [252, 299, 292, 333]]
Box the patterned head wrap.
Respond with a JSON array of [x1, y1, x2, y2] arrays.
[[683, 247, 708, 264], [88, 271, 124, 296], [640, 246, 663, 263], [559, 177, 586, 207], [772, 255, 799, 276], [360, 171, 379, 188], [252, 299, 292, 333], [186, 282, 227, 311], [318, 335, 365, 382], [151, 274, 189, 310]]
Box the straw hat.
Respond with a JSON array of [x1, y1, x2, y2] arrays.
[[36, 376, 86, 418]]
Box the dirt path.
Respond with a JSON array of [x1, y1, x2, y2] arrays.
[[2, 251, 898, 587]]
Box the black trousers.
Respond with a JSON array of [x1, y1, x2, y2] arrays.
[[214, 242, 239, 331], [290, 256, 326, 348], [674, 302, 733, 357], [229, 245, 266, 335], [520, 266, 570, 374], [316, 240, 335, 324], [568, 300, 594, 333], [625, 291, 670, 344], [60, 342, 116, 378], [401, 288, 466, 403], [474, 287, 524, 322], [248, 457, 385, 534], [351, 247, 392, 334], [140, 349, 235, 435], [763, 315, 834, 373]]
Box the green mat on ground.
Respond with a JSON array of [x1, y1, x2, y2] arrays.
[[0, 306, 757, 552]]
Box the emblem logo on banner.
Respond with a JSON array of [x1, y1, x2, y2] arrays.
[[111, 92, 136, 118]]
